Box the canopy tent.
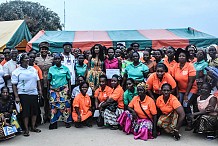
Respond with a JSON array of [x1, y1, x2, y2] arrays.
[[0, 20, 32, 52], [26, 28, 218, 53]]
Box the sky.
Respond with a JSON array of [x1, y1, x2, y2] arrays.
[[1, 0, 218, 36]]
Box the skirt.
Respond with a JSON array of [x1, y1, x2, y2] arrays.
[[49, 85, 72, 124], [117, 111, 153, 141], [193, 114, 218, 133], [157, 111, 178, 133], [0, 126, 17, 141], [103, 108, 124, 126]]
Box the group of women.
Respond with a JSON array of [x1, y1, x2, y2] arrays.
[[0, 43, 218, 141]]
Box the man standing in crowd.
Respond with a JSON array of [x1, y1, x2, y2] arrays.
[[35, 42, 53, 122], [3, 48, 18, 96], [61, 43, 76, 89], [1, 48, 11, 65]]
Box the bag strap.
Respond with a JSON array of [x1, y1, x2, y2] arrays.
[[138, 101, 153, 124]]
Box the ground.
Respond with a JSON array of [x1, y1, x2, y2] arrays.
[[1, 123, 218, 146]]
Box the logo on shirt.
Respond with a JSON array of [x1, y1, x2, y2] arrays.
[[142, 105, 148, 110], [182, 71, 188, 75]]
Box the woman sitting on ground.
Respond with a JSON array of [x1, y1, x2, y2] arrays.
[[123, 78, 137, 110], [118, 82, 157, 140], [72, 82, 92, 128], [0, 87, 20, 140], [156, 83, 185, 141], [101, 74, 124, 130], [191, 83, 218, 139]]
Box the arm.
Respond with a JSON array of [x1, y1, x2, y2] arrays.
[[127, 106, 137, 119], [74, 107, 81, 122], [67, 79, 71, 97], [118, 59, 122, 72], [175, 106, 185, 130], [37, 80, 42, 96], [147, 90, 155, 100], [152, 114, 157, 138], [184, 76, 195, 100], [122, 73, 127, 87], [12, 84, 19, 103]]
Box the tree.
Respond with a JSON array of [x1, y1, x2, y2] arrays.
[[0, 0, 62, 36]]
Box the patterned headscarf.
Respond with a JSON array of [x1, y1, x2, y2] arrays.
[[137, 82, 148, 90]]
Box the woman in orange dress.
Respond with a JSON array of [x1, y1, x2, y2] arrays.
[[72, 82, 92, 128]]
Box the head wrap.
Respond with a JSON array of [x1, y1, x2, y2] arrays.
[[137, 82, 148, 90]]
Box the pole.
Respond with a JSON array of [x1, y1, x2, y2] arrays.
[[64, 1, 66, 30]]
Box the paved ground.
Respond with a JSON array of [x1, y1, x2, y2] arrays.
[[1, 123, 218, 146]]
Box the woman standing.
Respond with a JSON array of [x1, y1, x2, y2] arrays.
[[172, 48, 197, 130], [101, 74, 124, 130], [118, 82, 157, 140], [142, 50, 156, 74], [185, 45, 197, 64], [48, 54, 72, 129], [12, 53, 42, 136], [191, 83, 218, 139], [146, 63, 177, 100], [123, 51, 149, 85], [163, 47, 177, 75], [72, 82, 92, 128], [208, 44, 218, 67], [156, 83, 185, 140], [75, 54, 87, 78], [86, 44, 105, 90]]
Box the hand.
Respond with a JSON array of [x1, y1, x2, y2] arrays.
[[184, 95, 188, 103], [15, 97, 20, 103], [132, 111, 137, 119], [77, 115, 81, 122], [38, 91, 43, 97], [88, 54, 92, 60]]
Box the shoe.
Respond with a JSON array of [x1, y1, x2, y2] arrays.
[[185, 125, 193, 131], [30, 128, 41, 133], [23, 130, 30, 137], [110, 125, 119, 130], [65, 123, 71, 128], [49, 123, 57, 130]]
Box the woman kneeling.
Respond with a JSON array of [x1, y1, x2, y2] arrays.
[[156, 83, 185, 140], [118, 82, 157, 140], [72, 82, 92, 128]]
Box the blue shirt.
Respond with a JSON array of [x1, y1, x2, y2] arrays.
[[194, 60, 208, 78]]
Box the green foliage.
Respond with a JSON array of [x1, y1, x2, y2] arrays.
[[0, 0, 62, 36]]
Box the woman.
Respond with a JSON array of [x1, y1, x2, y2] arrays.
[[208, 44, 218, 67], [193, 50, 208, 93], [142, 50, 156, 74], [72, 82, 92, 128], [83, 50, 91, 65], [118, 82, 157, 140], [75, 54, 87, 78], [35, 42, 53, 122], [12, 53, 42, 136], [0, 87, 20, 140], [185, 45, 197, 64], [86, 44, 105, 90], [172, 48, 198, 130], [191, 83, 218, 139], [0, 60, 5, 93], [123, 51, 149, 85], [48, 53, 72, 129], [156, 83, 185, 140], [101, 74, 124, 130], [104, 47, 121, 85], [121, 47, 134, 77], [146, 63, 177, 100], [94, 75, 113, 109], [153, 49, 164, 64], [163, 46, 177, 75], [123, 78, 137, 109], [73, 48, 82, 64]]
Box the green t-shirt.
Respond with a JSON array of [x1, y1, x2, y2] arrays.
[[75, 63, 87, 77], [48, 65, 71, 88], [123, 87, 138, 105]]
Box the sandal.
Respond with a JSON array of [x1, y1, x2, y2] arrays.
[[30, 128, 41, 133], [23, 131, 30, 137], [110, 125, 119, 130]]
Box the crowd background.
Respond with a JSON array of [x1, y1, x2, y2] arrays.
[[0, 42, 217, 141]]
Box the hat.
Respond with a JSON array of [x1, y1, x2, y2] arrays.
[[38, 42, 49, 48]]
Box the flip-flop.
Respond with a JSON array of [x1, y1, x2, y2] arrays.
[[30, 128, 41, 133], [23, 131, 30, 137]]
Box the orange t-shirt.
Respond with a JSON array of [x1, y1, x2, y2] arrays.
[[94, 85, 113, 103], [33, 64, 43, 80], [146, 72, 176, 94], [189, 57, 197, 64], [72, 93, 92, 122], [1, 59, 7, 66], [110, 85, 124, 109], [172, 62, 197, 93], [163, 58, 177, 75], [128, 95, 157, 119], [156, 94, 181, 115]]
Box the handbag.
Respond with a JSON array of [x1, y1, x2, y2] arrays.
[[138, 101, 153, 124], [106, 101, 118, 112]]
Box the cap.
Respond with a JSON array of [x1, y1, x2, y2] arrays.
[[38, 42, 49, 48]]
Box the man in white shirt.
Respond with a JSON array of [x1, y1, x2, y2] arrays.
[[3, 48, 18, 94], [61, 42, 76, 89]]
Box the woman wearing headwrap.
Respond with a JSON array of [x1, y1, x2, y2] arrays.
[[118, 82, 157, 141], [47, 53, 72, 129]]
